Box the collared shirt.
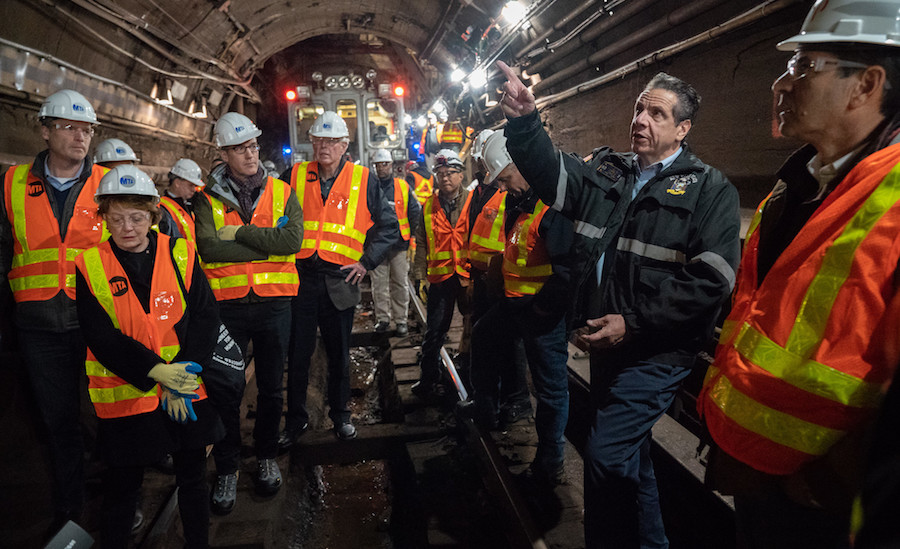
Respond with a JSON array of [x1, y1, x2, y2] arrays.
[[439, 188, 463, 220], [45, 159, 85, 192], [806, 149, 857, 201], [596, 147, 683, 285]]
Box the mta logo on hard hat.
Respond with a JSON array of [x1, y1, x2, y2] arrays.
[[120, 175, 135, 187], [235, 126, 244, 132], [73, 104, 85, 112], [324, 123, 332, 129], [115, 147, 126, 154]]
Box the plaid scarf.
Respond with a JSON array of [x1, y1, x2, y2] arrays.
[[227, 166, 266, 217]]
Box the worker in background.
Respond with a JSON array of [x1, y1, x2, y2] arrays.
[[75, 165, 223, 548], [438, 120, 466, 153], [499, 62, 741, 548], [93, 138, 139, 169], [0, 89, 105, 530], [472, 132, 573, 483], [194, 112, 302, 511], [406, 160, 433, 205], [412, 149, 470, 400], [282, 111, 399, 446], [697, 2, 900, 547], [263, 160, 278, 179], [464, 129, 531, 423], [370, 148, 420, 336], [159, 158, 204, 244]]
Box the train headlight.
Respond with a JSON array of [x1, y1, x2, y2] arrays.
[[351, 74, 365, 89], [338, 76, 351, 89]]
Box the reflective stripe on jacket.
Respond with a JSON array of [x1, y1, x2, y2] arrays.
[[76, 235, 207, 419], [200, 177, 299, 300], [503, 199, 552, 297], [423, 193, 470, 284], [4, 164, 108, 302], [392, 177, 412, 241], [291, 161, 373, 264], [467, 189, 506, 271], [700, 143, 900, 475], [159, 196, 195, 244]]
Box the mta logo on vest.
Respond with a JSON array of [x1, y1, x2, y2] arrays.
[[27, 181, 44, 197], [120, 175, 135, 187], [109, 276, 129, 296], [73, 104, 85, 113]]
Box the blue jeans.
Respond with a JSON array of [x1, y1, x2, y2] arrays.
[[286, 270, 355, 427], [584, 356, 691, 549], [219, 300, 290, 459], [472, 302, 568, 471], [18, 327, 87, 518]]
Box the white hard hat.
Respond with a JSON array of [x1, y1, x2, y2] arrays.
[[372, 149, 393, 164], [433, 148, 464, 170], [309, 111, 350, 139], [482, 132, 513, 184], [94, 138, 138, 164], [263, 160, 276, 171], [471, 129, 495, 161], [778, 0, 900, 51], [95, 165, 159, 201], [170, 158, 204, 186], [39, 89, 98, 125], [215, 112, 262, 148]]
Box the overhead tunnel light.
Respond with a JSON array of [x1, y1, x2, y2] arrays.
[[450, 68, 466, 83], [501, 1, 528, 25], [468, 69, 488, 90], [189, 94, 208, 118], [150, 78, 173, 105]]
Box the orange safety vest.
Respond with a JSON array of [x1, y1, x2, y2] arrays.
[[699, 144, 900, 475], [467, 189, 506, 271], [159, 195, 196, 244], [4, 163, 108, 302], [503, 199, 553, 297], [409, 171, 433, 206], [76, 235, 207, 419], [392, 177, 412, 242], [423, 192, 470, 284], [438, 123, 464, 146], [290, 161, 373, 265], [199, 177, 299, 301]]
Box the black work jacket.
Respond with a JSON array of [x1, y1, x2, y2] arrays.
[[506, 110, 741, 362]]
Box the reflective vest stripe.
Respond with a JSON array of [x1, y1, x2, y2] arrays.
[[412, 172, 433, 205], [394, 178, 411, 241], [468, 190, 506, 270], [423, 194, 468, 283]]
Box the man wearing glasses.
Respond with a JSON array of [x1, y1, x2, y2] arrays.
[[194, 112, 303, 510], [699, 2, 900, 547], [282, 111, 398, 445], [0, 89, 104, 530], [411, 149, 471, 400]]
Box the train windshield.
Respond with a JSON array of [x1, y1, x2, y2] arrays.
[[366, 98, 403, 150], [335, 99, 360, 162]]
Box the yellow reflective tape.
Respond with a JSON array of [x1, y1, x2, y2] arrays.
[[788, 163, 900, 356], [429, 265, 454, 275], [172, 238, 189, 311], [470, 233, 504, 251], [208, 274, 249, 290], [321, 222, 366, 244], [82, 247, 120, 330], [89, 383, 157, 403], [706, 368, 845, 456], [295, 163, 309, 208], [9, 274, 59, 292], [160, 345, 180, 363], [503, 261, 553, 277], [345, 165, 364, 230], [430, 251, 452, 260], [210, 198, 226, 230], [271, 179, 285, 223], [318, 240, 363, 261], [745, 194, 769, 244], [505, 280, 545, 294], [9, 165, 31, 254], [253, 271, 299, 285], [720, 319, 738, 343], [11, 248, 58, 268], [733, 322, 883, 408], [304, 221, 320, 231], [64, 273, 76, 289], [301, 238, 319, 249]]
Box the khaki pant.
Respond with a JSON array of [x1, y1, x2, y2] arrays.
[[371, 247, 411, 325]]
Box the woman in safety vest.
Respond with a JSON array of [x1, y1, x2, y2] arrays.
[[75, 166, 223, 548]]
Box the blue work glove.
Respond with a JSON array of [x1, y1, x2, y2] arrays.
[[160, 388, 199, 424], [275, 216, 288, 228]]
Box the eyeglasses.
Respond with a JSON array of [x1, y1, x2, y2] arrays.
[[226, 143, 260, 155], [106, 212, 151, 227], [53, 123, 94, 137], [785, 54, 869, 80], [434, 169, 461, 179], [311, 137, 346, 148]]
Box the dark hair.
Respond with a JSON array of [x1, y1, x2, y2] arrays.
[[644, 72, 701, 123], [811, 44, 900, 116], [97, 195, 162, 225]]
